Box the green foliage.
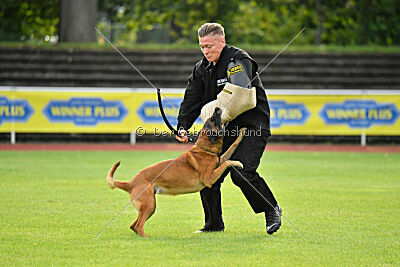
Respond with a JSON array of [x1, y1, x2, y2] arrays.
[[0, 0, 59, 41], [1, 0, 400, 45], [354, 0, 400, 45], [228, 1, 314, 45], [99, 0, 400, 46]]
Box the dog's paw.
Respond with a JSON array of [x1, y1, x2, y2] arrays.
[[232, 161, 243, 170], [130, 223, 139, 235], [239, 128, 247, 137]]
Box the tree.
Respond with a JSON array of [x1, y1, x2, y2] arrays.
[[1, 0, 400, 45], [0, 0, 59, 41], [355, 0, 400, 45], [314, 0, 323, 45], [59, 0, 98, 42]]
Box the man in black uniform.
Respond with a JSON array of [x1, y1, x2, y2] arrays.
[[175, 22, 282, 235]]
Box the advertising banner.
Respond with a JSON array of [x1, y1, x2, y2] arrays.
[[1, 87, 399, 136], [268, 94, 400, 135]]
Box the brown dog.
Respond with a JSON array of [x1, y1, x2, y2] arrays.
[[107, 108, 245, 237]]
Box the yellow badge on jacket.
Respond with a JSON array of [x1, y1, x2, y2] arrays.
[[227, 64, 243, 78]]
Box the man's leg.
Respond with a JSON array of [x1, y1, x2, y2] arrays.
[[195, 135, 234, 233], [197, 181, 225, 232], [228, 130, 282, 234]]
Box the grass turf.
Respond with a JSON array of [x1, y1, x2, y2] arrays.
[[0, 150, 399, 265]]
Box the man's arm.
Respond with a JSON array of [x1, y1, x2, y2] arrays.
[[227, 58, 253, 88]]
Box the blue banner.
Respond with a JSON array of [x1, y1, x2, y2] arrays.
[[42, 98, 128, 126], [137, 98, 201, 125], [319, 100, 399, 128], [270, 100, 310, 128], [0, 96, 34, 125]]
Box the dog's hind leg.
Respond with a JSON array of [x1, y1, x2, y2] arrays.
[[130, 186, 156, 237], [130, 218, 139, 234]]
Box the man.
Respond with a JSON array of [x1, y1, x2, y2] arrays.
[[176, 22, 282, 235]]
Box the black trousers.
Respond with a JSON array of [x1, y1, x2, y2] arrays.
[[200, 128, 277, 229]]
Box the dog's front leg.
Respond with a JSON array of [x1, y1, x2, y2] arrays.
[[204, 160, 243, 188], [220, 127, 246, 162]]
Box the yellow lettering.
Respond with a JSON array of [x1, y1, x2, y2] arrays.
[[227, 64, 243, 77], [347, 109, 358, 119], [367, 109, 393, 120], [335, 109, 345, 119], [368, 109, 378, 120], [144, 107, 177, 118], [85, 107, 92, 117], [0, 105, 10, 116], [0, 105, 26, 117], [292, 109, 302, 119], [326, 109, 336, 119], [105, 107, 119, 117], [72, 106, 83, 116], [270, 109, 275, 119], [164, 107, 178, 117], [94, 106, 104, 117], [277, 109, 287, 119], [51, 106, 61, 116], [144, 107, 158, 117], [379, 109, 392, 120], [10, 106, 15, 116], [61, 106, 73, 116], [326, 108, 367, 119], [276, 108, 302, 119], [360, 109, 366, 119], [14, 105, 25, 116]]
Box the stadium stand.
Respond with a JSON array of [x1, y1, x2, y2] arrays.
[[1, 47, 400, 89]]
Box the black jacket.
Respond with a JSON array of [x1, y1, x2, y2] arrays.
[[177, 45, 271, 135]]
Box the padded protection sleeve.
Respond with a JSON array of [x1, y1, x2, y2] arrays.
[[201, 82, 256, 123], [200, 59, 256, 123]]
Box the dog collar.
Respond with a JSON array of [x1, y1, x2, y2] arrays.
[[195, 144, 219, 156], [195, 144, 221, 167]]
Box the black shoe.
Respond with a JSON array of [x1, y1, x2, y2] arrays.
[[193, 226, 225, 234], [266, 205, 282, 235]]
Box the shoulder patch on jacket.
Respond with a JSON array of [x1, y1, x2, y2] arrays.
[[227, 64, 243, 78]]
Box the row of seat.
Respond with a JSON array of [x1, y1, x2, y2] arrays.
[[0, 47, 399, 89]]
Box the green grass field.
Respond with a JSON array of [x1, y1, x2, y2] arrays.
[[0, 150, 399, 265]]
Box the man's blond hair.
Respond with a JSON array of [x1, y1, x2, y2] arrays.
[[198, 23, 225, 38]]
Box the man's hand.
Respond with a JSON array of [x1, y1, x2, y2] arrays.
[[176, 129, 189, 143]]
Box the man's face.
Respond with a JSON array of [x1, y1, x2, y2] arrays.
[[199, 34, 226, 65]]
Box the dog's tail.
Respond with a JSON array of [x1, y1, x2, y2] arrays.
[[107, 161, 132, 193]]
